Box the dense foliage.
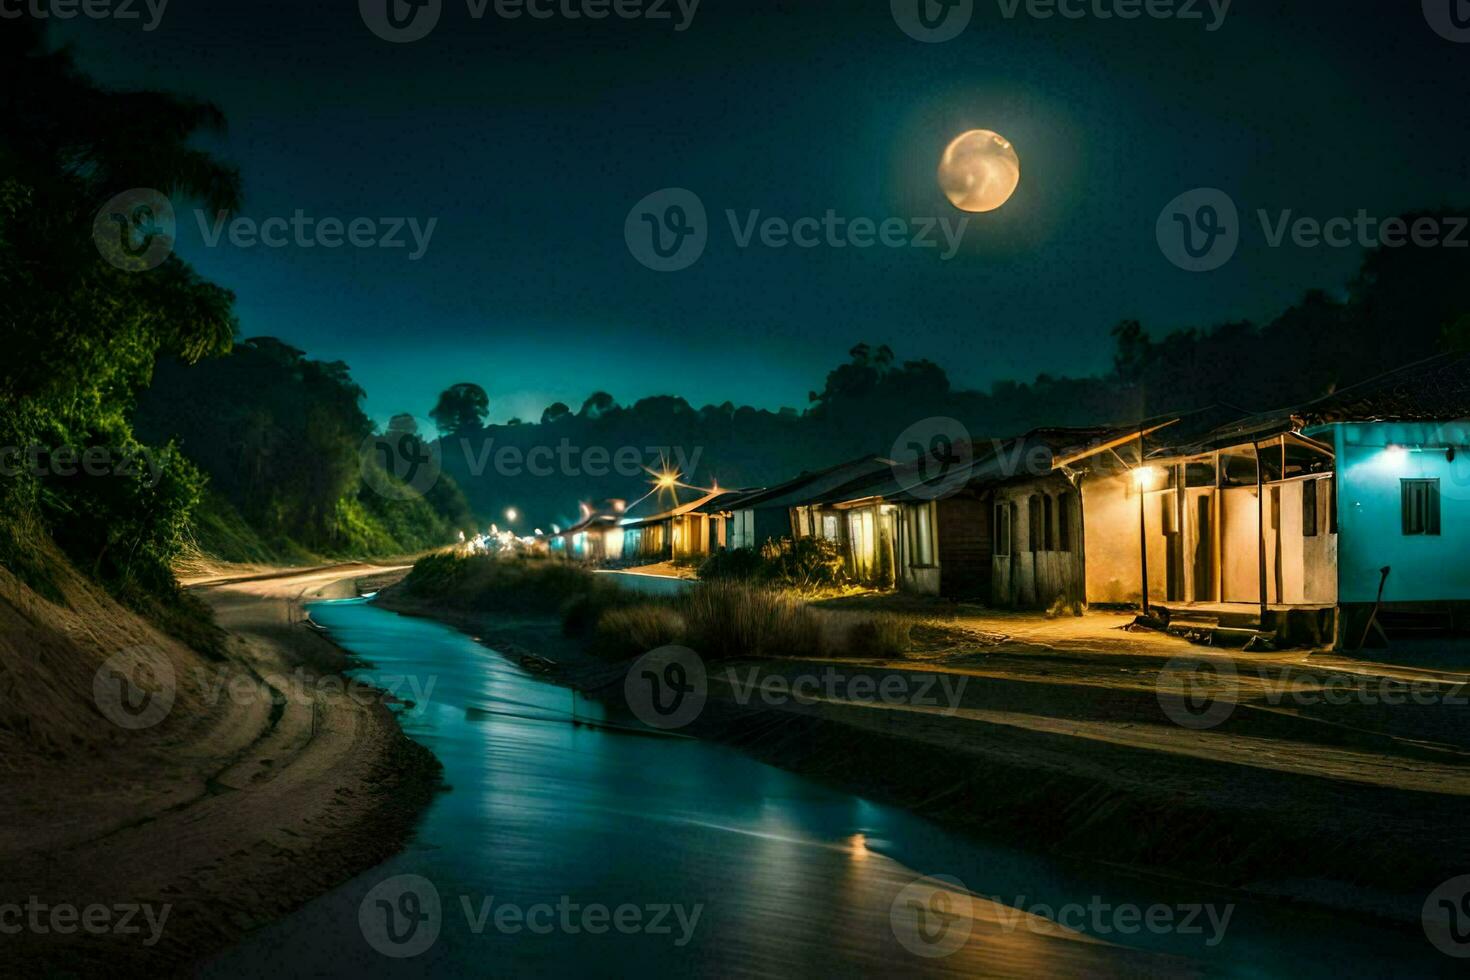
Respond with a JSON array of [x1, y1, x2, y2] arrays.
[[1, 23, 468, 632], [135, 339, 473, 559], [0, 21, 237, 602]]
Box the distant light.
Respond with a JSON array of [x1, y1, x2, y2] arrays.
[[505, 508, 518, 522], [1132, 466, 1162, 489], [551, 524, 561, 533], [1383, 445, 1408, 463]]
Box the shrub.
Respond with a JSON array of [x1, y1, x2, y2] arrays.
[[398, 552, 597, 615], [559, 579, 638, 636], [697, 547, 765, 582], [844, 613, 915, 659], [592, 603, 686, 659], [698, 538, 847, 593], [681, 580, 825, 660], [759, 536, 847, 592]]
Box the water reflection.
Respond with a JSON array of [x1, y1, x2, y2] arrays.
[[204, 599, 1443, 978]]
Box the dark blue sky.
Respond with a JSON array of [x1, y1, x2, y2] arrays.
[[59, 0, 1470, 429]]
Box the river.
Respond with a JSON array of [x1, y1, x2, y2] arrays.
[[204, 598, 1447, 978]]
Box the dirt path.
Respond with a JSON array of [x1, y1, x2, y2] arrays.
[[0, 563, 434, 972]]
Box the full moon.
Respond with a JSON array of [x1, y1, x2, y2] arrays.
[[938, 130, 1020, 213]]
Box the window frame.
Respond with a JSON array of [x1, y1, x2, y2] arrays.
[[1401, 478, 1442, 536]]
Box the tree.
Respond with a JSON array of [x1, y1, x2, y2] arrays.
[[579, 391, 618, 419], [430, 382, 489, 435], [1, 19, 240, 604], [540, 401, 571, 424]]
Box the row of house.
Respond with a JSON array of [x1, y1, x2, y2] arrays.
[[543, 353, 1470, 648]]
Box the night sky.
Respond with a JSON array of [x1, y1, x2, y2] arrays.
[[56, 0, 1470, 429]]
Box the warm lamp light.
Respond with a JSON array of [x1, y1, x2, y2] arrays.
[[1132, 466, 1161, 489]]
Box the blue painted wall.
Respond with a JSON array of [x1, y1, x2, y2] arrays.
[[1315, 421, 1470, 603]]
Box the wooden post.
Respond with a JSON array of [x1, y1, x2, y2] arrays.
[[1213, 450, 1223, 604], [1138, 432, 1149, 615], [1254, 441, 1267, 626]]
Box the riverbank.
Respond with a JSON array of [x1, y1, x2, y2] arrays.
[[0, 562, 441, 972], [373, 581, 1470, 936]]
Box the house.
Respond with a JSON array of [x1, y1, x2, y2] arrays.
[[719, 456, 894, 551], [1115, 353, 1470, 646], [791, 433, 1101, 601], [688, 487, 764, 554], [547, 500, 627, 561], [618, 488, 727, 563]]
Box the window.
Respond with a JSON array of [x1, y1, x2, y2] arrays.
[[912, 503, 935, 566], [993, 503, 1011, 557], [1042, 496, 1055, 550], [1057, 491, 1073, 552], [821, 514, 839, 541], [731, 510, 755, 549], [1302, 479, 1319, 537], [1402, 479, 1441, 536], [1028, 495, 1043, 552]]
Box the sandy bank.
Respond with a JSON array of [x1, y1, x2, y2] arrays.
[[0, 562, 439, 972]]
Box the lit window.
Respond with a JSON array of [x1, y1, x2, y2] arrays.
[[1402, 479, 1441, 536]]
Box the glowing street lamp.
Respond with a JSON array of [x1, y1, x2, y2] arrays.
[[505, 507, 519, 523]]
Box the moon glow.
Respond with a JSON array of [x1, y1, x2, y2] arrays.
[[938, 130, 1020, 213]]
